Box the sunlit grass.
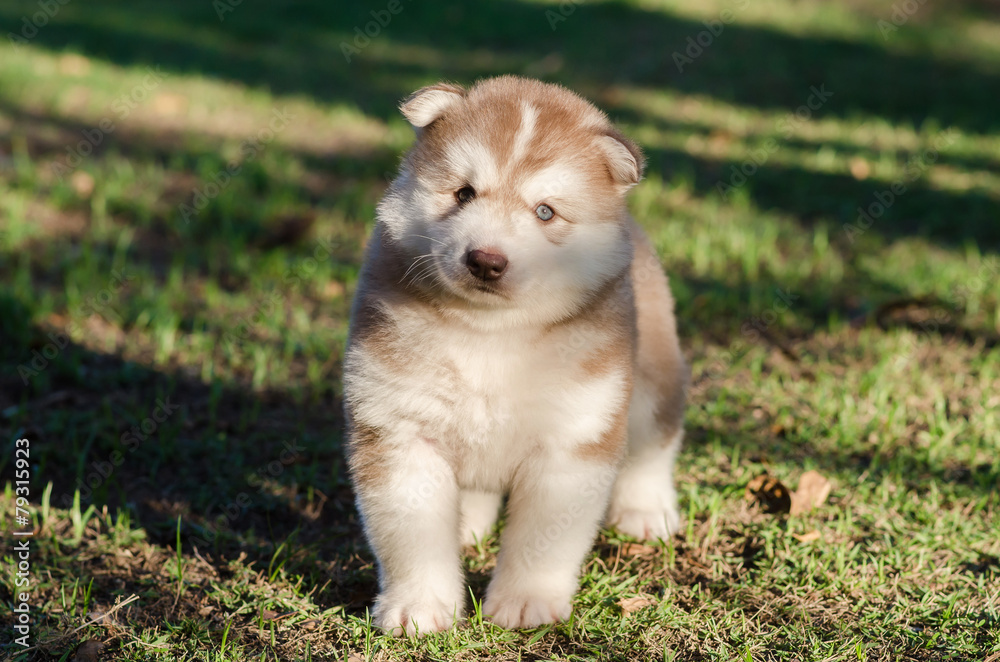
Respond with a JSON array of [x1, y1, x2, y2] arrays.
[[1, 0, 998, 659]]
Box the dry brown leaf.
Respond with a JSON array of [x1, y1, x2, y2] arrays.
[[792, 530, 822, 543], [59, 54, 91, 76], [152, 92, 189, 116], [849, 157, 871, 180], [621, 542, 657, 557], [791, 470, 832, 515], [745, 474, 792, 514], [70, 171, 95, 199], [322, 281, 346, 300], [617, 596, 656, 615]]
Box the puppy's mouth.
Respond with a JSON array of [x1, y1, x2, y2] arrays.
[[472, 280, 502, 293], [468, 279, 509, 299]]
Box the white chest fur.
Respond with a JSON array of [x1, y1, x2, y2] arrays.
[[344, 306, 628, 491]]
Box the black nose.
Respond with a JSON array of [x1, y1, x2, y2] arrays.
[[465, 249, 508, 281]]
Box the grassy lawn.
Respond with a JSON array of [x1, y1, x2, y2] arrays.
[[1, 0, 999, 659]]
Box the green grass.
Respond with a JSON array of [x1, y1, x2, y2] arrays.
[[1, 0, 998, 660]]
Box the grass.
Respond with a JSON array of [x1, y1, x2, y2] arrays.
[[0, 0, 998, 659]]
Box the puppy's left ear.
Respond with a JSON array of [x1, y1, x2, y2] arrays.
[[400, 83, 465, 129], [599, 131, 645, 188]]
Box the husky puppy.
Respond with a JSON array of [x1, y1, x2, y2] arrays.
[[344, 76, 688, 636]]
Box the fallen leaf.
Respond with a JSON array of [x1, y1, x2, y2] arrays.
[[322, 281, 346, 300], [59, 53, 91, 76], [849, 157, 871, 180], [621, 542, 657, 557], [152, 92, 188, 116], [617, 596, 656, 615], [745, 474, 792, 514], [792, 530, 822, 543], [70, 171, 95, 198], [198, 605, 216, 617], [791, 470, 832, 515], [72, 640, 105, 662]]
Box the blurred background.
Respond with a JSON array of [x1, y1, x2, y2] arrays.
[[1, 1, 998, 660]]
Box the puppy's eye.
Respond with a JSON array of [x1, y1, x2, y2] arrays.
[[535, 204, 554, 221], [455, 186, 476, 206]]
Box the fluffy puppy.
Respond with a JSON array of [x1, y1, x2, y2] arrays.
[[344, 76, 688, 636]]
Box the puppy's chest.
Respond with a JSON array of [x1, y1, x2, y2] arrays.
[[394, 321, 619, 452], [416, 328, 552, 444]]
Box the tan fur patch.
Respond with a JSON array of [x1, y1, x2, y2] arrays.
[[629, 221, 689, 443], [346, 421, 386, 488], [575, 396, 629, 463], [408, 76, 636, 221]]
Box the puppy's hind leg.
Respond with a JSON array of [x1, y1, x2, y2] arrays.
[[607, 407, 684, 541], [607, 223, 688, 542]]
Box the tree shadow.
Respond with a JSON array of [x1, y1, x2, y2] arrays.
[[3, 0, 997, 253], [1, 0, 998, 644]]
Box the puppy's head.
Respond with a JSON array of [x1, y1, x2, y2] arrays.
[[378, 76, 643, 328]]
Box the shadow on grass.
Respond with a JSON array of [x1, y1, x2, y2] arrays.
[[0, 289, 378, 616], [1, 0, 999, 644], [3, 0, 998, 249]]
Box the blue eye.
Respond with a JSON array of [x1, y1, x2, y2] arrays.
[[535, 204, 554, 221]]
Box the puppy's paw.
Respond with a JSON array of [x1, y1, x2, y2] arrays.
[[483, 587, 572, 629], [607, 504, 681, 542], [373, 594, 462, 637]]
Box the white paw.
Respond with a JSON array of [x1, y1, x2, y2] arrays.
[[373, 594, 462, 637], [483, 587, 572, 629], [607, 505, 680, 541]]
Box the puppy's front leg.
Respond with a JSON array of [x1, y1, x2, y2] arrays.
[[349, 427, 465, 636], [484, 451, 617, 628]]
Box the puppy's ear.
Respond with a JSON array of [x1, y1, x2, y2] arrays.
[[400, 83, 465, 128], [599, 131, 645, 188]]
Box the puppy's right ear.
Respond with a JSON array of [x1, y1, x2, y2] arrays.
[[400, 83, 465, 129]]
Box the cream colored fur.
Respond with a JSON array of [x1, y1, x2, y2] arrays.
[[344, 76, 689, 636]]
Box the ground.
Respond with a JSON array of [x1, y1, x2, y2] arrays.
[[0, 0, 998, 660]]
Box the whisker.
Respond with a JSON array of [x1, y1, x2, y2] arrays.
[[409, 234, 447, 246], [400, 253, 437, 284], [408, 264, 439, 287]]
